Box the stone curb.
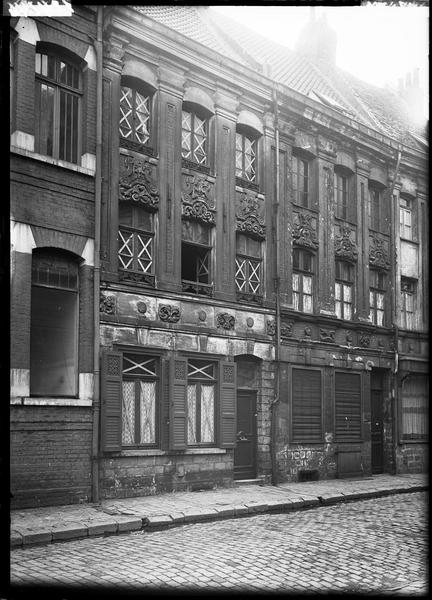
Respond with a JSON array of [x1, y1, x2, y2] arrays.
[[11, 484, 427, 548]]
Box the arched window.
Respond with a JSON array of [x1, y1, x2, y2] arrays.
[[30, 249, 79, 397], [35, 48, 82, 163]]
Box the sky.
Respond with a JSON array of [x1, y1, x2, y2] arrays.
[[211, 4, 429, 95]]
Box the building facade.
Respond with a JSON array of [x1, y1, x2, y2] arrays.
[[10, 6, 428, 508]]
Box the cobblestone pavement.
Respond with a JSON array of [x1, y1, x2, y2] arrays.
[[10, 492, 428, 595]]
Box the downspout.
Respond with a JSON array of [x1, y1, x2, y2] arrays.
[[270, 88, 281, 486], [91, 5, 103, 503]]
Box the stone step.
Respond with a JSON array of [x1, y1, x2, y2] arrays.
[[234, 478, 264, 487]]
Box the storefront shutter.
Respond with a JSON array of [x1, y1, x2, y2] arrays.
[[160, 358, 170, 450], [219, 361, 237, 448], [292, 368, 322, 442], [100, 350, 123, 452], [169, 357, 187, 450], [335, 372, 362, 441]]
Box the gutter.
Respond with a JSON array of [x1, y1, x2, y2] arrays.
[[91, 5, 103, 503]]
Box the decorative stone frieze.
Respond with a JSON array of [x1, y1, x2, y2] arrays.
[[216, 313, 235, 330], [335, 225, 358, 262], [236, 190, 266, 240], [318, 136, 337, 156], [320, 329, 336, 343], [292, 212, 318, 250], [369, 234, 390, 270], [158, 304, 181, 323], [181, 174, 215, 226], [119, 155, 159, 210], [100, 295, 115, 315]]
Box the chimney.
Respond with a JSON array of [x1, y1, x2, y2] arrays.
[[295, 10, 337, 70]]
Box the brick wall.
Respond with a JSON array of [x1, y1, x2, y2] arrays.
[[10, 406, 93, 508]]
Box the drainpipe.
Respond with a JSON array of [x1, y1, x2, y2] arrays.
[[270, 88, 281, 486], [91, 5, 103, 503]]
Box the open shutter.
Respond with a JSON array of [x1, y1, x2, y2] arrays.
[[335, 372, 362, 441], [219, 361, 237, 448], [169, 357, 187, 450], [101, 350, 122, 452]]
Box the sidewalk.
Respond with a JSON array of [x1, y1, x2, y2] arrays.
[[10, 473, 428, 548]]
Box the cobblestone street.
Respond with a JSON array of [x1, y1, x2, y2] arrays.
[[10, 492, 428, 595]]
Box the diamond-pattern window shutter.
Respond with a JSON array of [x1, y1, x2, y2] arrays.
[[169, 357, 188, 450], [101, 350, 123, 452], [219, 361, 237, 448]]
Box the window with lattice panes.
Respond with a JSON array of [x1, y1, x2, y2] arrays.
[[235, 234, 262, 297], [182, 109, 207, 165], [335, 260, 354, 320], [118, 204, 155, 285], [236, 131, 257, 183], [399, 196, 413, 240], [187, 359, 216, 445], [369, 270, 386, 326], [121, 354, 159, 446], [401, 277, 416, 330], [119, 85, 152, 146], [292, 155, 310, 208], [293, 248, 314, 313]]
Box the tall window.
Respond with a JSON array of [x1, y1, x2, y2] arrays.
[[181, 220, 212, 296], [119, 85, 152, 147], [334, 170, 348, 220], [35, 50, 81, 163], [368, 185, 388, 232], [30, 249, 79, 397], [401, 277, 416, 330], [235, 234, 262, 298], [401, 375, 428, 440], [187, 359, 216, 445], [236, 132, 257, 183], [399, 197, 413, 240], [292, 368, 322, 443], [122, 354, 158, 446], [369, 270, 385, 326], [182, 109, 207, 166], [335, 261, 354, 320], [118, 204, 155, 285], [293, 248, 313, 313], [292, 155, 310, 208]]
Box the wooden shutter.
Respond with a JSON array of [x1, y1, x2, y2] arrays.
[[160, 358, 170, 450], [100, 350, 123, 452], [292, 368, 322, 442], [169, 357, 187, 450], [335, 372, 362, 441], [219, 361, 237, 448]]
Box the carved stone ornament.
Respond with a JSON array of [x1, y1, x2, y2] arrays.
[[136, 301, 147, 314], [100, 295, 115, 315], [158, 304, 181, 323], [217, 312, 235, 330], [266, 320, 276, 336], [119, 155, 159, 210], [198, 310, 207, 322], [266, 320, 293, 340], [346, 332, 353, 344], [335, 225, 358, 262], [181, 174, 215, 226], [236, 191, 266, 240], [246, 317, 254, 328], [292, 212, 318, 250], [359, 333, 371, 348], [304, 326, 313, 338], [369, 235, 390, 270], [320, 329, 336, 343]]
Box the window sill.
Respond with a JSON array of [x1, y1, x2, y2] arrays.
[[112, 447, 227, 457], [11, 146, 95, 176], [399, 438, 428, 445], [10, 397, 92, 407]]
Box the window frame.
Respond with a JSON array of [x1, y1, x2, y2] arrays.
[[369, 269, 386, 326], [235, 233, 263, 299], [119, 79, 155, 153], [186, 358, 217, 447], [235, 130, 258, 185], [118, 204, 156, 286], [181, 107, 208, 168], [400, 374, 428, 442], [400, 277, 416, 330], [399, 196, 413, 241], [335, 260, 354, 320], [292, 154, 311, 209], [181, 240, 213, 297], [292, 248, 314, 313]]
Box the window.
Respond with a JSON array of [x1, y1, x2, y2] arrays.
[[401, 278, 416, 330], [182, 109, 207, 166], [235, 234, 262, 298], [368, 186, 388, 232], [30, 250, 79, 397], [35, 50, 81, 163], [293, 248, 314, 313], [121, 354, 159, 446], [236, 132, 257, 183], [181, 220, 212, 296], [335, 261, 354, 320], [369, 270, 386, 326], [292, 368, 322, 443], [118, 204, 155, 285], [399, 197, 413, 240], [334, 170, 348, 220], [292, 155, 310, 208], [401, 375, 428, 440], [187, 359, 216, 445], [335, 372, 362, 441], [119, 84, 152, 147]]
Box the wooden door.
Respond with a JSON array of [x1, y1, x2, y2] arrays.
[[371, 376, 384, 474], [234, 390, 257, 480]]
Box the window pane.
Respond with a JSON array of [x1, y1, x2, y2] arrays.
[[303, 293, 313, 313], [303, 275, 312, 294], [200, 384, 215, 443], [187, 384, 197, 444], [335, 282, 341, 300], [293, 290, 300, 311], [335, 300, 342, 319], [344, 303, 352, 320], [343, 284, 352, 302], [30, 286, 77, 396], [376, 309, 384, 326], [122, 381, 135, 445], [120, 87, 133, 139], [139, 381, 156, 444], [376, 293, 384, 310], [36, 83, 55, 156], [292, 273, 299, 292]]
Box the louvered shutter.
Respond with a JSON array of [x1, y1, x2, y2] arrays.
[[169, 357, 187, 450], [219, 361, 237, 448], [101, 350, 123, 452], [160, 358, 170, 450], [335, 372, 362, 441], [292, 368, 322, 443]]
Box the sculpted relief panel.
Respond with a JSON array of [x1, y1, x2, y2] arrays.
[[119, 154, 159, 210], [235, 190, 266, 240], [181, 173, 216, 226]]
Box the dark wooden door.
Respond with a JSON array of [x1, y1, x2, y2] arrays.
[[234, 390, 257, 480], [371, 387, 384, 474]]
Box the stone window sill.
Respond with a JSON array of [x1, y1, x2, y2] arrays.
[[11, 146, 95, 176], [10, 397, 92, 407]]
